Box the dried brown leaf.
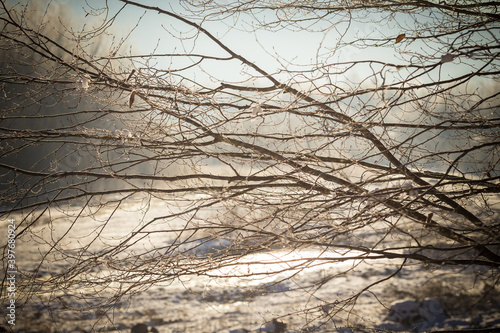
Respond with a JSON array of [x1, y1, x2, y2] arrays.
[[395, 33, 406, 43], [128, 91, 136, 108]]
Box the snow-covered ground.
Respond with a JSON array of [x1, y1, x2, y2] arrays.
[[2, 196, 499, 333]]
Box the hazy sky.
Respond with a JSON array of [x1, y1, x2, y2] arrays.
[[49, 0, 399, 83], [5, 0, 480, 89]]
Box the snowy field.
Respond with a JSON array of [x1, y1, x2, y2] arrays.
[[1, 196, 500, 333]]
